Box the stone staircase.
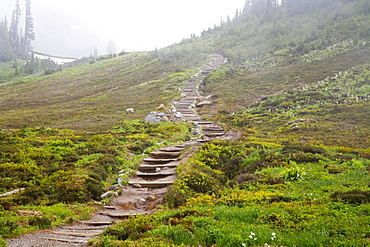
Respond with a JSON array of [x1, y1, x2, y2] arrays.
[[6, 54, 227, 247], [127, 54, 228, 190]]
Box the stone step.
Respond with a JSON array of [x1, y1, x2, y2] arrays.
[[51, 231, 100, 238], [185, 116, 203, 121], [158, 146, 185, 152], [203, 126, 225, 131], [150, 151, 181, 159], [82, 221, 113, 226], [182, 89, 195, 92], [196, 121, 215, 125], [176, 110, 195, 114], [182, 113, 200, 117], [128, 180, 173, 188], [204, 132, 225, 137], [98, 212, 136, 218], [181, 96, 198, 100], [176, 106, 193, 109], [139, 163, 179, 169], [143, 158, 178, 163], [176, 108, 194, 111], [136, 169, 176, 176], [39, 237, 86, 244]]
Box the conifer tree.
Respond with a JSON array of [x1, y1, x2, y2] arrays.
[[9, 0, 21, 55], [107, 40, 116, 55], [0, 20, 15, 62], [24, 0, 35, 55]]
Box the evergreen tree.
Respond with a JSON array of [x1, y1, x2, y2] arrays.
[[9, 0, 21, 55], [24, 0, 35, 56], [107, 39, 116, 55], [0, 20, 15, 62], [93, 46, 98, 57]]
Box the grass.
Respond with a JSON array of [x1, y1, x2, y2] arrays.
[[1, 1, 370, 246], [89, 139, 370, 246], [0, 203, 97, 238], [0, 52, 207, 132]]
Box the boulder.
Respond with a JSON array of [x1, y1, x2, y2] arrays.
[[143, 111, 161, 123], [196, 101, 211, 107]]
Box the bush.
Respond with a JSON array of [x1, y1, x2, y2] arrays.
[[331, 189, 370, 204], [103, 215, 156, 241], [28, 216, 52, 229], [282, 142, 325, 154], [0, 219, 19, 238]]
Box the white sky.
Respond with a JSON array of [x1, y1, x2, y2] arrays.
[[1, 0, 246, 57]]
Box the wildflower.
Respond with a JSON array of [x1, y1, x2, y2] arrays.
[[271, 232, 277, 240], [249, 231, 256, 239], [242, 243, 246, 247]]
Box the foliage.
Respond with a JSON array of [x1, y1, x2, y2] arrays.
[[2, 0, 370, 246], [0, 203, 96, 238]]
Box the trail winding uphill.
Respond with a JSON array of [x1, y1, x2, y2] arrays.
[[6, 54, 239, 247]]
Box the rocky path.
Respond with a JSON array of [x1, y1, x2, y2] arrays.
[[6, 54, 229, 247]]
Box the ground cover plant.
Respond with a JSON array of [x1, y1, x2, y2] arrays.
[[0, 121, 192, 241], [1, 0, 370, 246], [89, 139, 370, 246], [0, 51, 208, 132]]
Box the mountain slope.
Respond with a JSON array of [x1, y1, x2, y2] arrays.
[[0, 52, 209, 131]]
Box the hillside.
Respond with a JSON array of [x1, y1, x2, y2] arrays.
[[0, 52, 209, 131], [1, 0, 370, 246]]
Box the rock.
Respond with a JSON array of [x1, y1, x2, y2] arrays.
[[143, 111, 161, 123], [126, 108, 134, 114], [301, 137, 308, 141], [192, 130, 201, 135], [196, 101, 211, 107], [108, 184, 122, 191], [117, 177, 125, 185], [101, 191, 118, 199], [147, 196, 156, 201], [132, 183, 142, 188]]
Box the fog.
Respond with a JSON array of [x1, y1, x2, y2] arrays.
[[1, 0, 245, 58]]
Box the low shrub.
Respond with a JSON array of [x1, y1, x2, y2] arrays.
[[27, 216, 52, 229], [331, 189, 370, 204], [0, 219, 19, 238], [103, 215, 156, 241]]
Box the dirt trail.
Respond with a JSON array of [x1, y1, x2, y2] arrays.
[[6, 54, 236, 247]]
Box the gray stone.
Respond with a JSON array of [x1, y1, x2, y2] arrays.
[[143, 111, 161, 123]]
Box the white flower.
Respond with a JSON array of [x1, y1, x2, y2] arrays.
[[250, 231, 255, 236], [242, 243, 246, 247], [254, 238, 257, 241], [271, 232, 276, 236]]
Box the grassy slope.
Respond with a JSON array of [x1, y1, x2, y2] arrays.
[[1, 0, 370, 246], [198, 0, 370, 112], [88, 1, 370, 246], [0, 52, 208, 131]]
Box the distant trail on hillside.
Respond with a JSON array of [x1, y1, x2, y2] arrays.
[[6, 54, 242, 247], [1, 71, 44, 86]]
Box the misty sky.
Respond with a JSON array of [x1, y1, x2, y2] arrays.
[[1, 0, 245, 58]]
